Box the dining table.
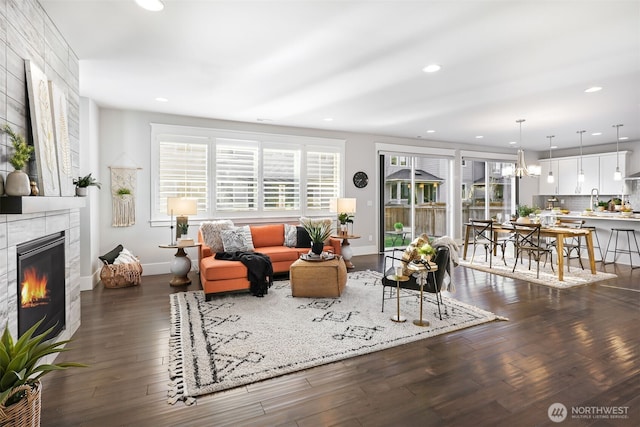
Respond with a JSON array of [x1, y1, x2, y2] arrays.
[[463, 221, 597, 282]]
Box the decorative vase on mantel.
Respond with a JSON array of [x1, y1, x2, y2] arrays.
[[5, 170, 31, 196]]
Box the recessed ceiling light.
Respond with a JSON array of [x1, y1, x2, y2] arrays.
[[591, 132, 602, 136], [551, 145, 558, 149], [475, 135, 483, 139], [585, 86, 602, 93], [509, 141, 517, 145], [426, 129, 436, 133], [619, 136, 629, 140], [135, 0, 164, 11], [323, 118, 333, 122], [422, 64, 441, 73], [155, 97, 168, 102]]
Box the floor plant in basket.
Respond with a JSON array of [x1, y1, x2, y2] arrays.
[[0, 319, 86, 426]]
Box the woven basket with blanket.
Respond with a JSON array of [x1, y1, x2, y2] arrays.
[[99, 245, 142, 288]]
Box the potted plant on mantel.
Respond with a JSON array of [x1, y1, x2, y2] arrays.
[[0, 319, 86, 426], [2, 124, 34, 197], [73, 173, 101, 197]]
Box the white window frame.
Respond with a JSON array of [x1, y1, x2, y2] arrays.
[[150, 123, 345, 224]]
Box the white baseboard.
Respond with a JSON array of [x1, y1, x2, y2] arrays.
[[79, 270, 100, 291]]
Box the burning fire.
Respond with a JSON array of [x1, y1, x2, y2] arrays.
[[21, 267, 49, 307]]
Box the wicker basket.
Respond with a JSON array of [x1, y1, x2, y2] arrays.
[[100, 260, 143, 288], [0, 382, 42, 427]]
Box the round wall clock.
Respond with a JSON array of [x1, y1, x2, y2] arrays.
[[353, 171, 369, 188]]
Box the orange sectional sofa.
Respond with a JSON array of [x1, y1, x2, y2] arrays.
[[198, 223, 341, 300]]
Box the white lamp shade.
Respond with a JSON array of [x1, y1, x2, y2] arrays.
[[337, 198, 356, 213], [330, 197, 356, 213], [614, 168, 622, 181], [167, 197, 197, 216]]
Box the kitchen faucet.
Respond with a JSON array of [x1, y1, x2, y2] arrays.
[[590, 188, 599, 210]]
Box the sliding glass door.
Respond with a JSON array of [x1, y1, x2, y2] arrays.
[[462, 159, 515, 226], [380, 153, 451, 250]]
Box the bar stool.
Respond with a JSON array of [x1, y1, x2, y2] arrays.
[[580, 226, 604, 262], [603, 228, 640, 269]]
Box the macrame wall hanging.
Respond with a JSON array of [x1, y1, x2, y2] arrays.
[[110, 166, 139, 227]]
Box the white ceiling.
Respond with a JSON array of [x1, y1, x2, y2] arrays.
[[41, 0, 640, 151]]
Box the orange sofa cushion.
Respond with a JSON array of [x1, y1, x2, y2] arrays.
[[250, 224, 285, 248]]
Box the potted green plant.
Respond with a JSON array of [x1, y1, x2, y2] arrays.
[[417, 243, 436, 262], [0, 319, 86, 425], [2, 124, 34, 196], [300, 218, 332, 255], [73, 173, 101, 197], [337, 212, 354, 235], [394, 222, 404, 232], [516, 205, 537, 223]]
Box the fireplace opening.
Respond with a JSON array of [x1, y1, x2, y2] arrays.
[[17, 232, 66, 340]]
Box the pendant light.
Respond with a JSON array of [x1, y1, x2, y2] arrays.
[[613, 124, 623, 181], [546, 135, 555, 184], [514, 119, 529, 178], [577, 130, 585, 183]]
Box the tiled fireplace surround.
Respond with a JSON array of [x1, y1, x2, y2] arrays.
[[0, 210, 82, 351]]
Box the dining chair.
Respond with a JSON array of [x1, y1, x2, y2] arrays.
[[511, 222, 554, 279], [469, 219, 508, 268], [555, 218, 585, 271]]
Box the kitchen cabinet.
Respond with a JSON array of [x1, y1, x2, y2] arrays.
[[599, 152, 627, 195], [538, 151, 627, 196], [576, 156, 599, 195], [558, 158, 579, 194], [539, 159, 558, 194]]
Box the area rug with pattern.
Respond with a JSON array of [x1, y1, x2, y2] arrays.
[[168, 270, 506, 404], [459, 255, 617, 289]]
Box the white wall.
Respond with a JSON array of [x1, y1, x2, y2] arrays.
[[79, 97, 101, 290], [95, 108, 518, 276]]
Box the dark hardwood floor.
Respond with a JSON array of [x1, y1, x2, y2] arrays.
[[41, 256, 639, 427]]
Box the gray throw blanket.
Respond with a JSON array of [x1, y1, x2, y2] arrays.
[[215, 251, 273, 297], [432, 236, 460, 292]]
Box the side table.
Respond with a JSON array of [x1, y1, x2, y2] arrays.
[[330, 234, 360, 268], [386, 273, 410, 322], [407, 260, 438, 327], [159, 243, 201, 286]]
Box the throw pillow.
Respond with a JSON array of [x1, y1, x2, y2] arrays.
[[401, 233, 430, 275], [200, 220, 234, 252], [220, 226, 255, 252], [295, 226, 312, 248], [284, 224, 297, 247], [99, 244, 123, 264]]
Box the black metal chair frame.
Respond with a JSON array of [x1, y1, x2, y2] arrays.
[[469, 219, 508, 268], [381, 247, 450, 320], [511, 222, 554, 279]]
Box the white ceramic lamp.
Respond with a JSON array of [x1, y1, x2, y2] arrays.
[[167, 197, 197, 245]]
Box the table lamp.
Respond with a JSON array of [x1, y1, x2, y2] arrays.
[[330, 197, 356, 236], [167, 197, 197, 245]]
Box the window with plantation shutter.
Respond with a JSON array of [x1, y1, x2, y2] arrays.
[[216, 140, 259, 212], [151, 124, 344, 221], [306, 151, 340, 211], [263, 148, 300, 211], [157, 140, 208, 215]]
